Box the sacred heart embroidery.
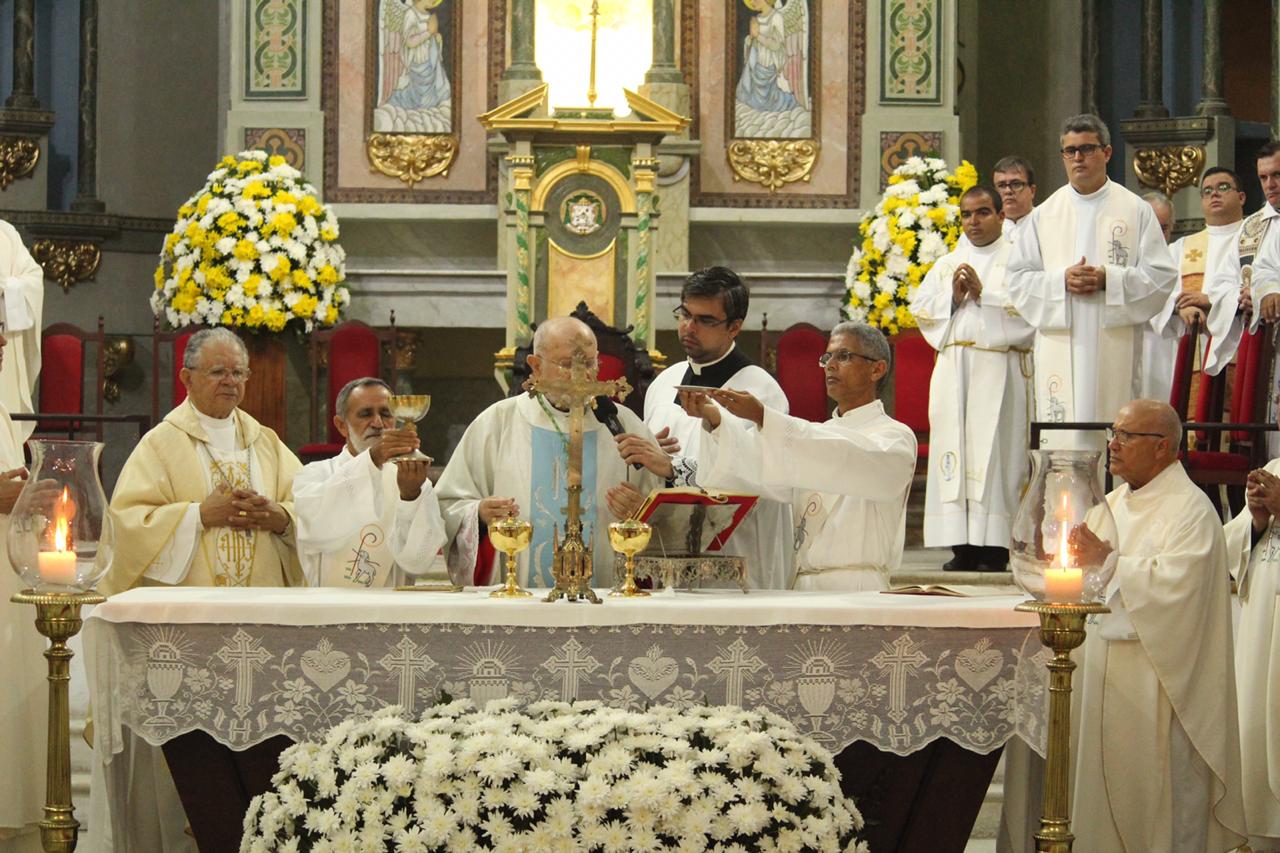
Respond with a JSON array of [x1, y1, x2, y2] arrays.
[[955, 638, 1003, 692], [628, 645, 679, 699], [301, 638, 351, 692]]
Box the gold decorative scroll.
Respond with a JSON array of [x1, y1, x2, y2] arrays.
[[0, 135, 39, 189], [727, 140, 820, 192], [1133, 145, 1206, 198], [366, 134, 458, 188], [31, 240, 101, 292]]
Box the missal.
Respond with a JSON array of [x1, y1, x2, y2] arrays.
[[882, 584, 1021, 598], [634, 487, 758, 554]]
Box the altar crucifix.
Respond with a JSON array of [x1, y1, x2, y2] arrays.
[[524, 344, 631, 603]]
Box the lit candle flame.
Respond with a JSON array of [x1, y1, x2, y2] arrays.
[[53, 486, 74, 552]]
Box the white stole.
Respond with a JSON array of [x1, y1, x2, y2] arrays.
[[317, 462, 399, 588]]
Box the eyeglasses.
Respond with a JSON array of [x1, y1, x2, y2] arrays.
[[994, 179, 1029, 192], [199, 366, 252, 382], [673, 306, 732, 329], [1201, 181, 1239, 197], [818, 349, 880, 368], [1105, 426, 1164, 444], [1061, 143, 1104, 159]]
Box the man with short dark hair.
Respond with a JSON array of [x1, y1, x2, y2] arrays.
[[992, 155, 1037, 243], [294, 377, 448, 588], [643, 266, 793, 589], [910, 186, 1034, 572]]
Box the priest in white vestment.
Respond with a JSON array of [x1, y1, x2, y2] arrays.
[[0, 329, 47, 851], [1008, 114, 1176, 450], [643, 267, 794, 589], [993, 154, 1038, 246], [1222, 458, 1280, 850], [1069, 399, 1247, 851], [1145, 171, 1246, 402], [295, 377, 447, 588], [1138, 191, 1179, 400], [678, 321, 916, 591], [911, 186, 1034, 573], [0, 220, 42, 442], [437, 317, 673, 589]]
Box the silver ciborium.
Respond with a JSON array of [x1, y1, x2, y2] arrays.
[[387, 394, 432, 464]]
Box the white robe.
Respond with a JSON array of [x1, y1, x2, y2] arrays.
[[1241, 209, 1280, 458], [294, 446, 448, 588], [910, 238, 1034, 548], [644, 353, 795, 590], [1008, 181, 1176, 449], [436, 394, 666, 589], [1222, 457, 1280, 848], [0, 220, 42, 443], [1073, 463, 1247, 852], [697, 400, 916, 591]]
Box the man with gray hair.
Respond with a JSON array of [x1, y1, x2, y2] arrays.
[[1138, 190, 1178, 400], [678, 321, 916, 590], [1008, 114, 1176, 450], [104, 327, 303, 593], [293, 377, 448, 588]]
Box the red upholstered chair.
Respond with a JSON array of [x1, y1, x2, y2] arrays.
[[297, 316, 399, 463], [151, 320, 206, 424], [765, 323, 829, 422], [1167, 324, 1200, 420], [893, 330, 935, 470], [36, 318, 106, 439]]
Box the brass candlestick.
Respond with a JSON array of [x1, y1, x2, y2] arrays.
[[608, 519, 652, 597], [488, 517, 534, 599], [12, 589, 105, 853], [1015, 600, 1109, 853]]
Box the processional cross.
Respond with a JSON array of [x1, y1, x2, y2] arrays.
[[525, 345, 631, 603]]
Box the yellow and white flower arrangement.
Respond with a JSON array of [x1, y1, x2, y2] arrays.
[[152, 150, 349, 333], [844, 156, 978, 333]]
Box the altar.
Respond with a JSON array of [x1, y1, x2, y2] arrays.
[[84, 588, 1047, 851]]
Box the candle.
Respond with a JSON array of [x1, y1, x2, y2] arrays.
[[38, 488, 78, 586], [1044, 567, 1083, 602]]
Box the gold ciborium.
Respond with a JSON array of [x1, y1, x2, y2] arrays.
[[387, 394, 432, 463], [608, 518, 652, 598], [489, 516, 534, 598]]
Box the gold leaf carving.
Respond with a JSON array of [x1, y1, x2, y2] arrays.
[[0, 136, 39, 190], [31, 240, 101, 292], [1133, 145, 1206, 197], [367, 134, 458, 187], [727, 140, 820, 193]]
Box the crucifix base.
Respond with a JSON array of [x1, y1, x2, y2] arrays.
[[545, 518, 601, 604]]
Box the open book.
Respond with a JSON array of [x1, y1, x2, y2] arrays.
[[635, 487, 758, 555], [881, 584, 1021, 598]]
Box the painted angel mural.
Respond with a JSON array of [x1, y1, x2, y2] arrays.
[[734, 0, 811, 139], [373, 0, 453, 134]]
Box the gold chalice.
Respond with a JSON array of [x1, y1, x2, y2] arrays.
[[608, 519, 652, 598], [387, 394, 433, 463], [489, 516, 534, 598]]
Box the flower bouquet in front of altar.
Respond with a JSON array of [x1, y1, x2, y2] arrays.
[[844, 156, 978, 333], [240, 700, 869, 852], [152, 150, 350, 334]]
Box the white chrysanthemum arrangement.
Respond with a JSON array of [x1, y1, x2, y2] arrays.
[[240, 700, 868, 852], [152, 150, 350, 333], [844, 156, 978, 333]]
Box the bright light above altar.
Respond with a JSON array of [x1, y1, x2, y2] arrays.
[[535, 0, 652, 114]]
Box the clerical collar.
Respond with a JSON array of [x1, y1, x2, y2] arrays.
[[1207, 220, 1241, 236], [688, 342, 737, 376], [676, 343, 754, 398]]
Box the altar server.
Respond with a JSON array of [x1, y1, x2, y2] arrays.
[[910, 185, 1033, 573], [103, 328, 302, 593], [1069, 399, 1246, 851], [1007, 114, 1176, 449], [679, 321, 915, 591], [0, 219, 42, 443], [294, 377, 448, 588], [992, 155, 1037, 245], [644, 266, 794, 589]]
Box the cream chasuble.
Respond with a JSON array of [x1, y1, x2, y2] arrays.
[[0, 220, 42, 443], [102, 399, 303, 594], [1008, 181, 1176, 449], [1222, 457, 1280, 846], [294, 446, 447, 588], [910, 237, 1034, 547], [1073, 463, 1246, 852]]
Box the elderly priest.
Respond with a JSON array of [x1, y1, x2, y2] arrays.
[[294, 377, 447, 587], [103, 327, 303, 593], [1070, 399, 1246, 851], [679, 321, 916, 591], [436, 316, 671, 588]]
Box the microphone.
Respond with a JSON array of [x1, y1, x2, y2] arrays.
[[594, 395, 643, 470]]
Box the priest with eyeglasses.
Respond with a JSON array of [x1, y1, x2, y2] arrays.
[[678, 321, 916, 591]]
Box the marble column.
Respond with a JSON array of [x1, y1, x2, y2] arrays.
[[503, 0, 541, 83], [645, 0, 682, 85], [1081, 0, 1100, 117], [1196, 0, 1229, 116], [1134, 0, 1168, 119], [5, 0, 39, 109], [72, 0, 104, 212]]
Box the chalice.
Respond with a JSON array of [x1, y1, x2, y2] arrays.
[[387, 394, 432, 463], [489, 516, 534, 598], [608, 518, 652, 598]]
